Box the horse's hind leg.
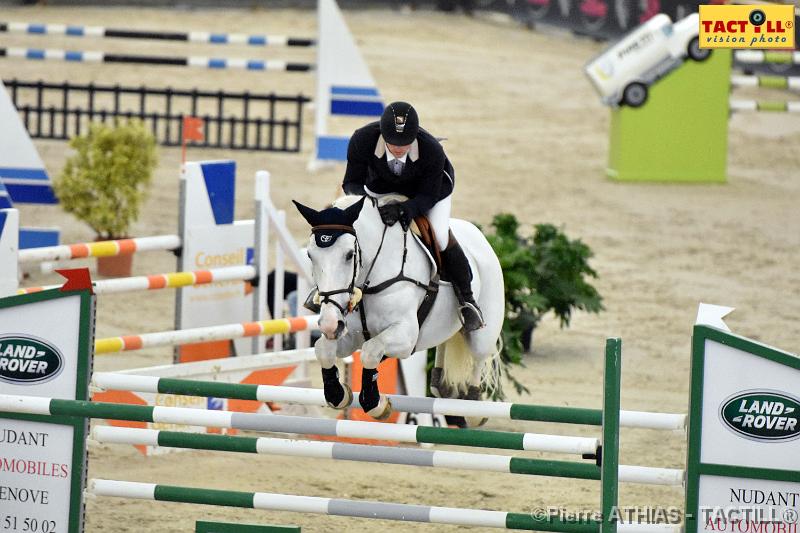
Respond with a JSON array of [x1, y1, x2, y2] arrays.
[[464, 256, 504, 404], [429, 331, 492, 428], [460, 327, 503, 427], [465, 326, 501, 388], [430, 344, 456, 399]]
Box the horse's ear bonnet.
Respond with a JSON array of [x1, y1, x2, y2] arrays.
[[292, 200, 322, 227], [342, 196, 366, 225], [292, 197, 366, 248]]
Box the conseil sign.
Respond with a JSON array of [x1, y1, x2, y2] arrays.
[[699, 4, 795, 49]]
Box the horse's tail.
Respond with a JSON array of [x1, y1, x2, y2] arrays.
[[440, 332, 502, 396]]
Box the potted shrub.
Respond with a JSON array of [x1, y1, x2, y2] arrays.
[[483, 214, 604, 399], [53, 120, 157, 277]]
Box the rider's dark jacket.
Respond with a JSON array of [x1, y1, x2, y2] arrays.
[[341, 122, 455, 220]]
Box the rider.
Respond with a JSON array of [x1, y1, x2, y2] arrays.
[[340, 101, 484, 331]]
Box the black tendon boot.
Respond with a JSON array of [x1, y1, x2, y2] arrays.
[[359, 368, 392, 420], [321, 366, 351, 409], [441, 237, 485, 331]]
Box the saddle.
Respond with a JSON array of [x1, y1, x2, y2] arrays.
[[410, 215, 443, 274]]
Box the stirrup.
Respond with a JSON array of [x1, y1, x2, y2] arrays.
[[303, 289, 321, 313], [459, 301, 485, 332]]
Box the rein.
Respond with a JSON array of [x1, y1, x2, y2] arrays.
[[363, 230, 436, 295], [357, 223, 440, 342]]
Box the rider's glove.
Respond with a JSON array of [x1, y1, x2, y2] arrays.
[[378, 203, 411, 231]]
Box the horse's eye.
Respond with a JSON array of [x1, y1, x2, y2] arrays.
[[345, 251, 354, 262]]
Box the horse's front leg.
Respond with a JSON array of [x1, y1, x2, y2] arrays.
[[359, 320, 419, 420], [315, 333, 358, 409]]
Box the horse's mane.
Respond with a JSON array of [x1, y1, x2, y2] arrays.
[[332, 195, 364, 209], [332, 193, 409, 210]]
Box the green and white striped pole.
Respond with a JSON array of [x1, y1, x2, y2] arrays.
[[0, 394, 599, 455], [86, 479, 679, 532], [91, 426, 683, 486], [729, 99, 800, 113], [730, 75, 800, 91], [91, 373, 687, 430], [734, 50, 800, 65]]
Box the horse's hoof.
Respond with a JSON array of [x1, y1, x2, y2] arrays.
[[463, 386, 486, 427], [366, 395, 393, 420], [326, 383, 353, 410], [465, 385, 481, 401], [430, 367, 455, 399], [464, 416, 489, 428], [445, 415, 468, 428]]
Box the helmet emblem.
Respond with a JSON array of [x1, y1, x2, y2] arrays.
[[394, 115, 406, 133]]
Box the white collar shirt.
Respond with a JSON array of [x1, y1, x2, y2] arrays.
[[386, 150, 408, 164], [386, 149, 407, 175]]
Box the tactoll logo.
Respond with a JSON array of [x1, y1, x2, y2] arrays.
[[720, 390, 800, 442], [699, 4, 795, 49], [0, 335, 64, 385]]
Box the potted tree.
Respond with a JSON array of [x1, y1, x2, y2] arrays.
[[53, 120, 158, 277], [428, 214, 604, 403], [484, 214, 604, 399]]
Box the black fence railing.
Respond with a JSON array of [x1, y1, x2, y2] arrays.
[[3, 79, 311, 152]]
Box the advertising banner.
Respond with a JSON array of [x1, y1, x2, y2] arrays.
[[686, 325, 800, 533], [0, 287, 95, 533]]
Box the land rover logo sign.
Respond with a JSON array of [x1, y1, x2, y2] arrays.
[[720, 391, 800, 442], [0, 335, 64, 385]]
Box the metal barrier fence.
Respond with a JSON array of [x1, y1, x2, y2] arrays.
[[3, 78, 311, 152]]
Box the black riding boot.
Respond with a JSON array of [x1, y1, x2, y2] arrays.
[[440, 236, 485, 331]]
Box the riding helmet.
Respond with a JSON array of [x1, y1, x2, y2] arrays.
[[380, 101, 419, 146]]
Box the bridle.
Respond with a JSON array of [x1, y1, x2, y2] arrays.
[[311, 224, 363, 315], [310, 198, 439, 342]]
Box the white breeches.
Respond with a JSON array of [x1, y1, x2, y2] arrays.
[[427, 195, 452, 251]]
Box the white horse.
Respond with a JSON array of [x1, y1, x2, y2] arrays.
[[293, 195, 505, 423]]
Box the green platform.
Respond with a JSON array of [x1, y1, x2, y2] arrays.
[[607, 49, 731, 183], [196, 521, 300, 533]]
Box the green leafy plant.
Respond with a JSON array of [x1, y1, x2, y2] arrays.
[[54, 120, 158, 239], [483, 214, 604, 399]]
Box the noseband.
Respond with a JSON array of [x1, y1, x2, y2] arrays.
[[311, 224, 363, 315]]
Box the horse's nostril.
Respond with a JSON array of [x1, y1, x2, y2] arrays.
[[335, 320, 346, 337]]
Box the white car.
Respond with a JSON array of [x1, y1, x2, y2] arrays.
[[585, 13, 711, 108]]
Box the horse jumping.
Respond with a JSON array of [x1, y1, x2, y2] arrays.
[[293, 195, 505, 422]]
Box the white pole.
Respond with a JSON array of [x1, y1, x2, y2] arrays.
[[253, 170, 271, 354], [0, 208, 19, 297], [618, 411, 686, 431], [272, 210, 286, 351], [267, 196, 312, 283]]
